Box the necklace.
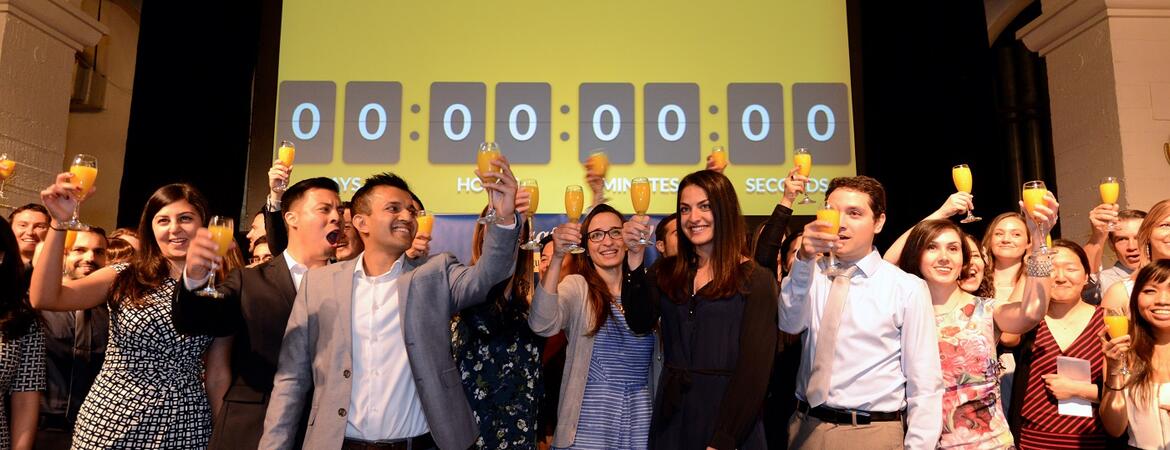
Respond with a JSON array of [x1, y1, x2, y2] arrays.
[[611, 298, 626, 316]]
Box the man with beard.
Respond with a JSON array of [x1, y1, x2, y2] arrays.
[[36, 227, 109, 449], [174, 177, 343, 449]]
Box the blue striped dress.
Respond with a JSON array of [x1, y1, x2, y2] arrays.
[[558, 302, 654, 450]]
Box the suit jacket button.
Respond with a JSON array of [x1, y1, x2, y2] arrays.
[[343, 369, 351, 378], [338, 408, 347, 417]]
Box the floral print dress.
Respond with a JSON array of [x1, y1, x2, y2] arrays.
[[936, 296, 1015, 449], [452, 283, 543, 449]]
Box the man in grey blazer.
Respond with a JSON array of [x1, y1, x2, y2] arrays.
[[260, 165, 521, 450]]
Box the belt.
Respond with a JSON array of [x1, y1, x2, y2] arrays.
[[796, 399, 903, 425], [342, 433, 435, 450]]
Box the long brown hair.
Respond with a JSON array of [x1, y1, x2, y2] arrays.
[[111, 183, 208, 308], [470, 206, 533, 309], [657, 170, 750, 303], [1124, 259, 1170, 407], [962, 232, 995, 298], [566, 204, 626, 336], [981, 212, 1029, 285], [897, 220, 970, 283], [1137, 200, 1170, 265]]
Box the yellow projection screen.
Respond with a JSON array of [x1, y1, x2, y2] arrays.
[[274, 0, 856, 215]]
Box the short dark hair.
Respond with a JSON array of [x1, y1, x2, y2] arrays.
[[826, 176, 887, 218], [82, 226, 109, 247], [655, 212, 679, 244], [280, 177, 340, 213], [897, 220, 969, 280], [539, 233, 554, 249], [351, 173, 414, 215], [1054, 239, 1092, 273], [7, 203, 49, 222], [410, 193, 425, 211], [1119, 209, 1148, 221]]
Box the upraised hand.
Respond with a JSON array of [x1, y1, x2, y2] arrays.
[[622, 215, 652, 269], [1088, 203, 1120, 235], [405, 232, 431, 260], [40, 172, 86, 223], [781, 167, 807, 208], [268, 161, 292, 205], [1020, 191, 1060, 251], [930, 192, 975, 220], [184, 228, 223, 283], [551, 222, 583, 256], [798, 218, 840, 261], [477, 156, 518, 225]]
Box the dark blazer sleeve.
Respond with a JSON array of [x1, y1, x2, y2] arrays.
[[753, 204, 792, 280], [172, 267, 244, 337], [621, 258, 661, 335], [265, 207, 288, 256], [710, 264, 778, 449], [447, 216, 523, 311]]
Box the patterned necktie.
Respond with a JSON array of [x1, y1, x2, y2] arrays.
[[806, 264, 859, 407]]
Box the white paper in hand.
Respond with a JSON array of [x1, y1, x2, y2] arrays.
[[1056, 356, 1093, 418]]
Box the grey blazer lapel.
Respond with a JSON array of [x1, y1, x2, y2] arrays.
[[333, 259, 358, 375]]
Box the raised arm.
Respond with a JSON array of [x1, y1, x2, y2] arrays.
[[264, 160, 291, 255], [709, 266, 778, 449], [778, 218, 838, 333], [1083, 203, 1117, 274], [752, 168, 802, 280], [995, 192, 1058, 335], [1099, 331, 1131, 437], [30, 173, 114, 311], [884, 192, 972, 264], [620, 216, 660, 334], [449, 156, 520, 310]]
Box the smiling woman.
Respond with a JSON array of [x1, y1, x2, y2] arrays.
[[28, 177, 224, 448]]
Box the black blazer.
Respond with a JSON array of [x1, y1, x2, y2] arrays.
[[172, 253, 299, 448]]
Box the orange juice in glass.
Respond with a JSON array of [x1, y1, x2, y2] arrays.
[[586, 150, 610, 204], [631, 178, 652, 246], [710, 146, 728, 170], [0, 153, 14, 198], [64, 230, 78, 251], [197, 216, 235, 298], [61, 154, 97, 231], [273, 140, 296, 193], [794, 148, 815, 204], [1105, 307, 1131, 375], [416, 211, 434, 235], [952, 164, 981, 223], [476, 142, 503, 225], [817, 203, 843, 275], [565, 185, 586, 254], [1100, 176, 1121, 231], [519, 179, 542, 250], [1022, 181, 1050, 255]]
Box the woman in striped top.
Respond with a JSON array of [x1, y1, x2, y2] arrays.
[[1008, 240, 1110, 449], [529, 204, 655, 449]]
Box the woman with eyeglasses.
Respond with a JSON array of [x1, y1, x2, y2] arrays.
[[529, 204, 656, 449], [621, 170, 778, 450]]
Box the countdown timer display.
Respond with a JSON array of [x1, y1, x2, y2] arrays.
[[276, 0, 855, 215]]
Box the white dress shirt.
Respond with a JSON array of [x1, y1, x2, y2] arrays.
[[780, 250, 944, 449], [345, 252, 428, 440], [1099, 261, 1134, 294]]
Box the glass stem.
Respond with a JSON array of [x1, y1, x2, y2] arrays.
[[526, 216, 535, 242], [207, 265, 217, 291], [71, 202, 80, 222]]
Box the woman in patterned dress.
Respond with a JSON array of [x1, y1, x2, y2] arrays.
[[0, 216, 46, 450], [895, 203, 1055, 449], [29, 176, 230, 449], [452, 204, 543, 449], [530, 204, 656, 449]]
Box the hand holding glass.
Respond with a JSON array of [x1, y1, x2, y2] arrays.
[[273, 140, 296, 193], [564, 185, 586, 254], [952, 164, 981, 223], [630, 177, 652, 246], [586, 150, 610, 204], [196, 216, 235, 298], [1104, 307, 1131, 376], [794, 148, 815, 205], [61, 154, 98, 231], [477, 142, 503, 225], [1022, 181, 1050, 256], [1100, 177, 1120, 231], [519, 179, 543, 251], [0, 153, 15, 198], [817, 204, 842, 276]]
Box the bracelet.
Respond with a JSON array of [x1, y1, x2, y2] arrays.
[[49, 223, 67, 232], [1106, 382, 1126, 391], [1025, 254, 1053, 277]]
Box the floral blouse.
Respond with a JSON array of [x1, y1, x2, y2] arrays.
[[452, 282, 544, 449], [937, 296, 1015, 449]]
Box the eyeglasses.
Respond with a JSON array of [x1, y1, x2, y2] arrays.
[[587, 227, 623, 243]]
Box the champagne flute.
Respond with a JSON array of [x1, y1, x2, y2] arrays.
[[1022, 181, 1050, 256], [952, 164, 981, 223], [794, 148, 815, 205], [61, 154, 98, 231], [586, 150, 610, 204], [416, 210, 434, 236], [710, 146, 728, 171], [1104, 307, 1131, 376], [0, 153, 15, 198], [196, 216, 235, 298], [519, 179, 543, 251], [476, 142, 503, 225], [817, 203, 842, 276], [1100, 177, 1121, 231], [630, 177, 652, 246], [273, 140, 296, 193], [564, 185, 586, 254]]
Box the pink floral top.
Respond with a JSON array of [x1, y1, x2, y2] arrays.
[[936, 296, 1015, 449]]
